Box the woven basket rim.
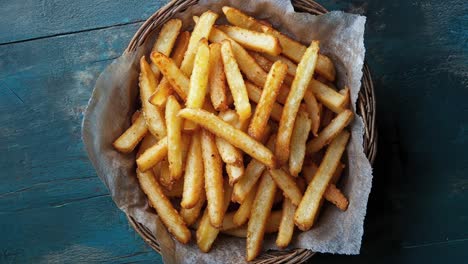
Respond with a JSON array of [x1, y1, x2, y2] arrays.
[[125, 0, 377, 263]]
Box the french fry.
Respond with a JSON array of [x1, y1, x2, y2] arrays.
[[136, 133, 158, 158], [113, 111, 148, 153], [158, 160, 173, 189], [295, 130, 350, 231], [233, 182, 258, 226], [196, 181, 233, 252], [276, 197, 296, 248], [320, 107, 335, 129], [275, 41, 319, 165], [289, 111, 312, 176], [218, 25, 281, 56], [222, 6, 336, 81], [245, 82, 283, 122], [219, 109, 249, 132], [151, 52, 189, 100], [222, 210, 282, 237], [136, 169, 191, 243], [331, 162, 345, 184], [150, 31, 190, 107], [181, 133, 191, 172], [308, 79, 347, 113], [181, 192, 206, 226], [226, 164, 245, 185], [323, 184, 348, 211], [248, 61, 288, 141], [185, 39, 210, 130], [162, 178, 184, 198], [180, 11, 218, 77], [263, 53, 297, 76], [165, 96, 183, 181], [249, 51, 274, 73], [221, 212, 238, 230], [131, 110, 141, 123], [181, 131, 204, 209], [179, 109, 276, 168], [232, 135, 275, 203], [269, 168, 303, 206], [302, 163, 318, 184], [208, 43, 229, 111], [139, 56, 167, 138], [201, 129, 225, 228], [215, 137, 243, 165], [221, 40, 251, 122], [303, 90, 321, 136], [340, 86, 351, 110], [150, 19, 182, 77], [247, 171, 277, 261], [306, 109, 353, 154], [136, 136, 168, 172]]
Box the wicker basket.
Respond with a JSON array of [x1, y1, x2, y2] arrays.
[[125, 0, 377, 263]]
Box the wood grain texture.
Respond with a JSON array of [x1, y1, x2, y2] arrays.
[[0, 0, 467, 263]]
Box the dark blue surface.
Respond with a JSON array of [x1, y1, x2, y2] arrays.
[[0, 0, 466, 263]]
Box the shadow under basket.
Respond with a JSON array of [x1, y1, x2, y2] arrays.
[[125, 0, 377, 263]]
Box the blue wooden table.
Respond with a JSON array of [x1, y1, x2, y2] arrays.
[[1, 0, 466, 263]]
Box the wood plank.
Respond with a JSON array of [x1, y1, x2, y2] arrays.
[[0, 0, 166, 44]]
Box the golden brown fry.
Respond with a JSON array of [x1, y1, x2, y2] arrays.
[[269, 168, 303, 206], [340, 86, 351, 110], [150, 19, 182, 77], [221, 40, 251, 122], [201, 129, 225, 228], [247, 171, 277, 261], [179, 109, 276, 168], [276, 41, 319, 165], [181, 131, 204, 209], [222, 6, 336, 81], [263, 53, 297, 76], [308, 79, 347, 113], [208, 42, 229, 111], [331, 162, 345, 184], [158, 160, 173, 189], [180, 11, 218, 76], [295, 130, 350, 231], [185, 39, 210, 131], [181, 192, 206, 226], [249, 51, 274, 73], [303, 90, 321, 136], [150, 31, 190, 107], [222, 210, 282, 237], [218, 25, 281, 56], [226, 164, 245, 185], [165, 96, 183, 181], [221, 212, 238, 231], [323, 184, 349, 211], [131, 110, 141, 123], [150, 52, 189, 100], [248, 61, 288, 141], [233, 182, 258, 226], [136, 169, 191, 243], [307, 109, 353, 154], [289, 111, 312, 176], [276, 197, 296, 248], [136, 133, 158, 158], [231, 135, 275, 203], [245, 82, 283, 122], [139, 56, 167, 138], [113, 111, 148, 153], [136, 136, 168, 172], [196, 180, 233, 252]]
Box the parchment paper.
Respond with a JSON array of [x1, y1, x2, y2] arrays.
[[82, 0, 372, 263]]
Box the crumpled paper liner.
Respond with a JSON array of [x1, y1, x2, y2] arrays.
[[82, 0, 372, 263]]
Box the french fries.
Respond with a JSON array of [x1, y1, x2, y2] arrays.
[[139, 57, 167, 138], [218, 25, 281, 56], [179, 109, 276, 168], [113, 111, 148, 153], [221, 40, 251, 122], [275, 41, 319, 165], [289, 111, 312, 176], [248, 61, 287, 141], [136, 169, 191, 243], [306, 109, 353, 154], [150, 18, 182, 77], [185, 38, 210, 130], [113, 9, 358, 260], [180, 11, 218, 76], [247, 171, 277, 261], [295, 131, 350, 231], [150, 31, 190, 107], [201, 129, 225, 228], [208, 43, 229, 111]]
